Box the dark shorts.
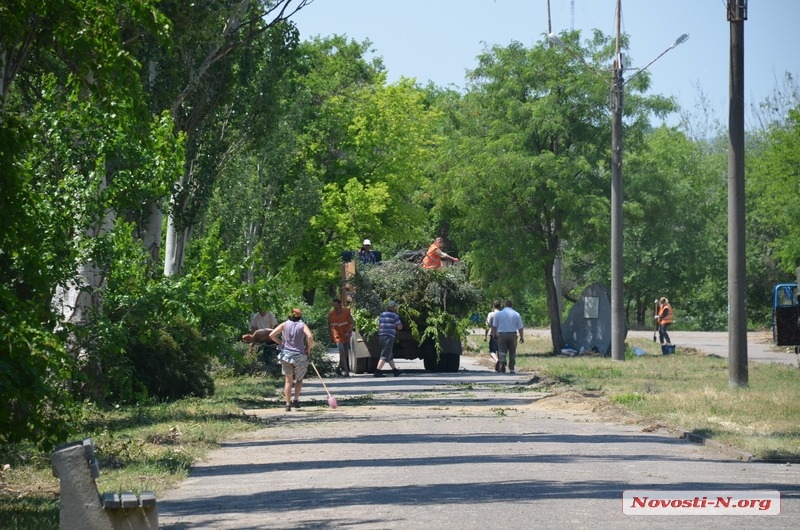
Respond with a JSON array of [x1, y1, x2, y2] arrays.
[[379, 334, 395, 361]]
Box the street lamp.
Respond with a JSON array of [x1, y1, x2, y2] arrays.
[[549, 27, 688, 361]]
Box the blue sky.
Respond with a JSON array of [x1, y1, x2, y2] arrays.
[[291, 0, 799, 128]]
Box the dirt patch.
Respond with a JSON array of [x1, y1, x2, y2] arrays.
[[527, 388, 674, 435]]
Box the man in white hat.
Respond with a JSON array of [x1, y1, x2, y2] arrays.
[[358, 238, 377, 264]]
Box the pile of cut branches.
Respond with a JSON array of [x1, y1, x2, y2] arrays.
[[349, 258, 481, 343]]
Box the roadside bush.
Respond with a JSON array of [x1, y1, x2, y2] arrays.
[[222, 341, 282, 377], [82, 223, 293, 404]]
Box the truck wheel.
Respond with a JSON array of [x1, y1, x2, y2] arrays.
[[441, 353, 460, 372], [348, 348, 358, 373], [423, 352, 437, 371]]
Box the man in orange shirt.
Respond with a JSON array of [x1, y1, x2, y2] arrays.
[[328, 298, 355, 376], [422, 237, 460, 269]]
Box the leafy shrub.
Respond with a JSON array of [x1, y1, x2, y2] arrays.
[[82, 222, 294, 404], [222, 341, 283, 377]]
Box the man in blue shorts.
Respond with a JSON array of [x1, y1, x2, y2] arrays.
[[374, 300, 403, 377]]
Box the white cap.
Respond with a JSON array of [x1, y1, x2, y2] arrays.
[[363, 239, 371, 246]]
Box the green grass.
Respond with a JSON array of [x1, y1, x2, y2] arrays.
[[0, 374, 284, 530], [505, 334, 800, 461], [4, 335, 800, 528]]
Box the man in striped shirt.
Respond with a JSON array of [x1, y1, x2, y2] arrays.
[[374, 300, 403, 377]]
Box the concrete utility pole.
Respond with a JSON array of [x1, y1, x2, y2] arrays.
[[549, 3, 686, 362], [727, 0, 748, 387], [610, 0, 625, 361]]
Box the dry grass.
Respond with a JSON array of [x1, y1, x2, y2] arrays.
[[468, 333, 800, 461]]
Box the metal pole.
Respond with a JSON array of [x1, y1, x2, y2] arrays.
[[610, 0, 625, 361], [727, 0, 748, 387]]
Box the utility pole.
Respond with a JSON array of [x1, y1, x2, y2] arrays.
[[727, 0, 748, 387], [549, 5, 686, 362], [610, 0, 625, 361]]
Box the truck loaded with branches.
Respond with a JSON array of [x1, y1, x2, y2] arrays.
[[344, 255, 481, 373]]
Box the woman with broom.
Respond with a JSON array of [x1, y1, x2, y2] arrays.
[[269, 308, 314, 412]]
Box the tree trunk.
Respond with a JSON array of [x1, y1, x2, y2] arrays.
[[543, 257, 565, 354], [53, 177, 115, 359], [163, 210, 189, 276], [139, 199, 163, 274], [302, 288, 316, 307]]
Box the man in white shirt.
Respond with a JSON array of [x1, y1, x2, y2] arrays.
[[250, 308, 277, 332], [247, 308, 278, 351], [490, 299, 524, 373]]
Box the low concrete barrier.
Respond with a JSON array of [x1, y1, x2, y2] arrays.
[[51, 438, 158, 529]]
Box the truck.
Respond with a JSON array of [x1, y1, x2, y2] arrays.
[[772, 282, 800, 351], [339, 252, 479, 374]]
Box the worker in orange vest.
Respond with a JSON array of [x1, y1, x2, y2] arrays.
[[655, 297, 674, 345], [422, 237, 460, 269]]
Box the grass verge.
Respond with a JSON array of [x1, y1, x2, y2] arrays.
[[472, 333, 800, 461], [0, 374, 283, 530]]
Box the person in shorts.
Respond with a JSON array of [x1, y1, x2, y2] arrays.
[[269, 308, 314, 411], [374, 300, 402, 377], [484, 300, 501, 371]]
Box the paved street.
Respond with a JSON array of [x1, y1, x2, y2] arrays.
[[158, 345, 800, 529]]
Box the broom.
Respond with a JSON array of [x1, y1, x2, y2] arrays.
[[310, 361, 338, 409], [653, 299, 659, 342]]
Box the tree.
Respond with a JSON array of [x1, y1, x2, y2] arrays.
[[124, 0, 312, 276], [429, 36, 605, 351], [430, 32, 680, 352], [198, 36, 440, 305], [748, 107, 800, 278], [620, 126, 727, 328], [0, 0, 179, 447]]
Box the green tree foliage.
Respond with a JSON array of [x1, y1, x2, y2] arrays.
[[607, 126, 728, 329], [0, 0, 178, 448], [749, 107, 800, 269], [200, 36, 439, 305], [294, 77, 441, 299], [83, 220, 298, 403], [431, 35, 623, 351], [350, 260, 481, 346], [145, 1, 310, 275], [0, 116, 78, 449], [747, 106, 800, 324]]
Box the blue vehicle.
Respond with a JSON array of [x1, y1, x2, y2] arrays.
[[772, 283, 800, 350]]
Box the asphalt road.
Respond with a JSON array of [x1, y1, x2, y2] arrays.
[[158, 347, 800, 529], [528, 328, 799, 367]]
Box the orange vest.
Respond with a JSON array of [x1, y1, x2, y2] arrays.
[[422, 243, 442, 269], [327, 307, 353, 343], [658, 303, 674, 325]]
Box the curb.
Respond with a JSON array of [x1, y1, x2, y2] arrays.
[[681, 431, 756, 461]]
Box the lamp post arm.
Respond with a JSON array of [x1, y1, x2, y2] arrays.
[[625, 34, 689, 86]]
